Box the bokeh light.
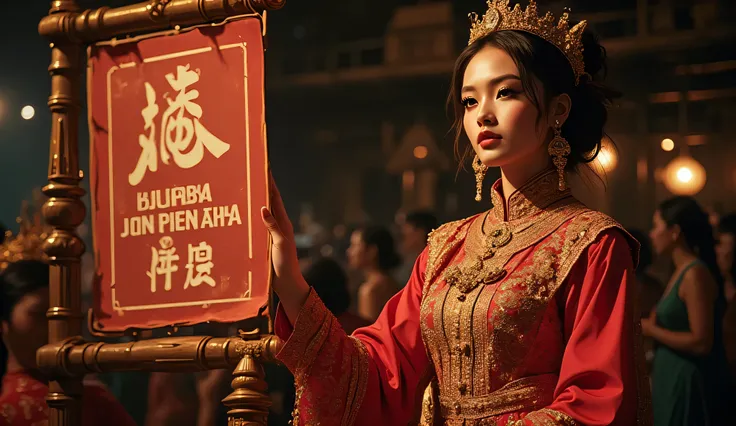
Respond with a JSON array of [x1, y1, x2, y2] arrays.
[[661, 138, 675, 152], [413, 145, 428, 159], [21, 105, 35, 120], [663, 156, 706, 195]]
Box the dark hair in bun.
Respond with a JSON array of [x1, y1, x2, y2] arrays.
[[447, 28, 620, 171]]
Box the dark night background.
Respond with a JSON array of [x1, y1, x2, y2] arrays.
[[1, 0, 735, 234]]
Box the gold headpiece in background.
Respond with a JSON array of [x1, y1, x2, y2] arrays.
[[468, 0, 588, 84], [0, 191, 50, 272]]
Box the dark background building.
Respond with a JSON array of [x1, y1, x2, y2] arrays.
[[2, 0, 735, 234]]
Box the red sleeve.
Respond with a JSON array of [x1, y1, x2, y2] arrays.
[[82, 384, 137, 426], [522, 230, 650, 426], [275, 248, 430, 426]]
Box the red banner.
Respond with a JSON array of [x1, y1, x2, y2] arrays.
[[88, 17, 270, 331]]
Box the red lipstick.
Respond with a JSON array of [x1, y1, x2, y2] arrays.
[[477, 130, 502, 149]]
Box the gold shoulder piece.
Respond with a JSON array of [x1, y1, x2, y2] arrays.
[[556, 210, 639, 287]]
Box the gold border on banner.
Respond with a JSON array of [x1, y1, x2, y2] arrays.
[[87, 14, 272, 333], [105, 43, 254, 314]]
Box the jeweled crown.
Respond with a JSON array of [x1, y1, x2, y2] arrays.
[[469, 0, 587, 84], [0, 194, 50, 272]]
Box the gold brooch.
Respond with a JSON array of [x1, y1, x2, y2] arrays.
[[444, 223, 513, 294]]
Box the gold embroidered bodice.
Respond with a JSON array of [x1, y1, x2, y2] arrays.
[[418, 169, 632, 424]]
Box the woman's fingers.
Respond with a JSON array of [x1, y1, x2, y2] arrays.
[[269, 174, 294, 238], [261, 207, 287, 248]]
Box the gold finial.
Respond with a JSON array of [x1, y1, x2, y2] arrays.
[[0, 192, 50, 272], [468, 0, 588, 85]]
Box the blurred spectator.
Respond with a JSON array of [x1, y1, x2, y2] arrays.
[[145, 372, 198, 426], [305, 257, 371, 334], [347, 226, 401, 322], [716, 213, 736, 382], [0, 260, 136, 426], [395, 211, 437, 286], [716, 214, 736, 302], [645, 196, 729, 425]]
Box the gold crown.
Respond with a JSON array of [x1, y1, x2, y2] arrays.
[[0, 192, 50, 272], [469, 0, 588, 84]]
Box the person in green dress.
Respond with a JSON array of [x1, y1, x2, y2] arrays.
[[643, 196, 729, 426], [715, 214, 736, 401]]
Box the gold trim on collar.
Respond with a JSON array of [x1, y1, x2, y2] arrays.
[[490, 169, 572, 222]]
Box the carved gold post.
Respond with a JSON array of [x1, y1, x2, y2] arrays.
[[224, 335, 282, 426], [41, 2, 85, 426], [224, 355, 270, 426]]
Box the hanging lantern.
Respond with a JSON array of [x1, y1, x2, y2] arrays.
[[663, 155, 706, 195], [590, 137, 618, 174]]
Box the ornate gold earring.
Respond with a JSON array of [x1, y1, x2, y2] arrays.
[[548, 120, 571, 191], [472, 154, 488, 202]]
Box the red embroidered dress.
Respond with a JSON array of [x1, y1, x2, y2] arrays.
[[275, 170, 652, 425], [0, 371, 136, 426]]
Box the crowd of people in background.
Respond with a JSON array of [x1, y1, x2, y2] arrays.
[[2, 199, 736, 425]]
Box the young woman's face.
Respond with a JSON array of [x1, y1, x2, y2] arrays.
[[649, 210, 676, 256], [1, 288, 49, 370], [716, 231, 735, 279], [461, 45, 548, 169], [347, 231, 371, 270]]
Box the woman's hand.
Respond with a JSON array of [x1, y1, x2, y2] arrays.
[[260, 176, 310, 322], [640, 317, 655, 337], [640, 309, 656, 337]]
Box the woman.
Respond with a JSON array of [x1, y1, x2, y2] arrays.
[[395, 211, 438, 286], [716, 214, 736, 381], [716, 213, 736, 303], [0, 260, 136, 426], [261, 1, 650, 424], [644, 197, 728, 425], [347, 226, 401, 321], [306, 257, 372, 334]]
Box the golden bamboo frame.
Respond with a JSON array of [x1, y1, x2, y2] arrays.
[[38, 1, 284, 425]]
